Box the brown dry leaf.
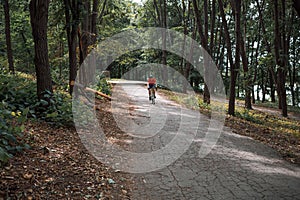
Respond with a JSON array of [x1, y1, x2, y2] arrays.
[[1, 103, 132, 199], [23, 173, 33, 180]]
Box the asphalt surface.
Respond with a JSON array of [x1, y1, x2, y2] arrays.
[[111, 83, 300, 200]]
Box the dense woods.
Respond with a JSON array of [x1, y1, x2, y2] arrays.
[[0, 0, 299, 162], [1, 0, 299, 116], [0, 1, 300, 198]]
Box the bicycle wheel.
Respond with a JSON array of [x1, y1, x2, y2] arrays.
[[152, 95, 155, 104]]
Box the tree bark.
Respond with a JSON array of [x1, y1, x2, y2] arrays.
[[274, 0, 288, 117], [218, 0, 236, 115], [192, 0, 211, 104], [64, 0, 81, 96], [3, 0, 14, 73], [239, 1, 251, 109], [161, 0, 168, 86], [29, 0, 53, 100], [91, 0, 99, 36]]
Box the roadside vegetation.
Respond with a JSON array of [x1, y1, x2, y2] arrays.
[[161, 89, 300, 165]]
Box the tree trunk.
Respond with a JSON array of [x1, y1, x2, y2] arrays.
[[161, 0, 168, 86], [3, 0, 14, 73], [256, 0, 279, 104], [218, 0, 236, 115], [274, 0, 288, 117], [239, 1, 251, 109], [290, 38, 297, 106], [182, 2, 194, 93], [91, 0, 99, 37], [153, 0, 161, 26], [203, 0, 211, 104], [64, 0, 81, 96], [192, 0, 210, 104], [183, 28, 196, 93], [269, 70, 276, 102], [29, 0, 53, 100]]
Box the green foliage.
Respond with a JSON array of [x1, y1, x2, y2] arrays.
[[32, 91, 73, 126], [0, 97, 29, 165], [235, 109, 263, 124], [94, 78, 112, 96], [0, 71, 34, 164], [1, 70, 73, 126], [0, 69, 74, 164], [0, 70, 37, 111]]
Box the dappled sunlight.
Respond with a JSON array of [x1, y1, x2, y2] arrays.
[[214, 144, 300, 178]]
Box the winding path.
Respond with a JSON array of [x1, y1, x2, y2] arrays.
[[111, 82, 300, 200]]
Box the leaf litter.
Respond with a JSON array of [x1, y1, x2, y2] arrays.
[[0, 99, 133, 200]]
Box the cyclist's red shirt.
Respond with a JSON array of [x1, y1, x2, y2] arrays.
[[148, 77, 156, 84]]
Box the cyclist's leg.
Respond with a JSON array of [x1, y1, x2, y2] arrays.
[[148, 85, 152, 100]]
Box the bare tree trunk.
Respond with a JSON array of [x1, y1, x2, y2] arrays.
[[29, 0, 53, 100], [3, 0, 14, 73]]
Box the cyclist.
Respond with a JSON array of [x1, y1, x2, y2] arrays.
[[147, 75, 156, 100]]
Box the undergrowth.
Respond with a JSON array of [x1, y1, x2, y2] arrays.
[[0, 70, 72, 165]]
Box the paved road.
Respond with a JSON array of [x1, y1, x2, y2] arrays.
[[111, 83, 300, 200]]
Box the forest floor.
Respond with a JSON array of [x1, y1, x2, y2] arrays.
[[0, 99, 132, 200], [1, 88, 299, 199]]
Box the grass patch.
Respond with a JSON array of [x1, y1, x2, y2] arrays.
[[160, 89, 300, 139], [255, 101, 300, 113]]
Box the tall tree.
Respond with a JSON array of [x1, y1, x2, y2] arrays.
[[64, 0, 82, 95], [91, 0, 99, 37], [218, 0, 236, 115], [161, 0, 168, 86], [29, 0, 53, 100], [274, 0, 288, 117], [3, 0, 14, 73], [192, 0, 210, 104], [233, 0, 241, 113], [240, 1, 251, 109]]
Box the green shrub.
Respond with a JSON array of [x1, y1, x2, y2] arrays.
[[0, 103, 29, 164], [0, 70, 74, 164], [235, 109, 263, 124], [95, 78, 111, 96], [32, 91, 73, 126]]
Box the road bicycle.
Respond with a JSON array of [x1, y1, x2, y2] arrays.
[[150, 87, 156, 104]]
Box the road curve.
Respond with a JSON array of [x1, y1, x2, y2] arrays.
[[110, 82, 300, 200]]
